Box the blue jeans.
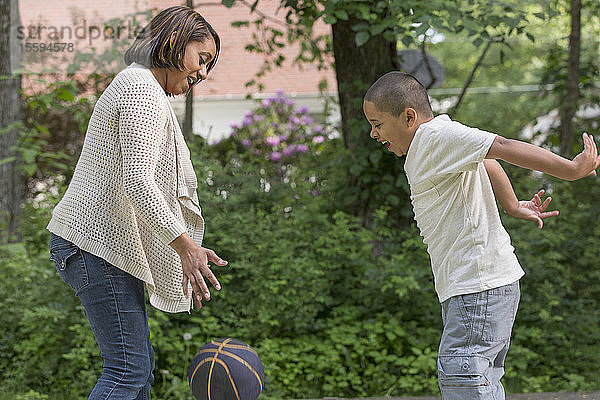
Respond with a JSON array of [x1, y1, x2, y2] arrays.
[[438, 280, 520, 400], [49, 233, 154, 400]]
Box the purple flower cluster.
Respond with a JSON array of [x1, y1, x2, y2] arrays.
[[266, 136, 280, 146], [226, 89, 330, 164], [242, 116, 253, 127]]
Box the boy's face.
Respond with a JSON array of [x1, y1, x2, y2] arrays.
[[363, 100, 415, 157]]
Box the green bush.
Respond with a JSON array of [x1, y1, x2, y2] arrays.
[[0, 241, 101, 399], [502, 170, 600, 393], [2, 88, 600, 399]]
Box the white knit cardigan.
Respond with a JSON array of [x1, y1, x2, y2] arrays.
[[47, 63, 204, 313]]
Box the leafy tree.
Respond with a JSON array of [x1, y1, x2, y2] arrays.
[[222, 0, 540, 225], [540, 0, 599, 155]]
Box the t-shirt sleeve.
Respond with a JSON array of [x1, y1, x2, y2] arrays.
[[421, 121, 496, 176], [117, 81, 187, 245]]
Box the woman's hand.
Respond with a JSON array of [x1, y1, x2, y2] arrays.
[[509, 189, 559, 229], [170, 233, 228, 309]]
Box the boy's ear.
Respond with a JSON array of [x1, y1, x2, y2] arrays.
[[406, 108, 418, 127]]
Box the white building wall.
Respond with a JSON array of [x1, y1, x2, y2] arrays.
[[170, 92, 340, 144]]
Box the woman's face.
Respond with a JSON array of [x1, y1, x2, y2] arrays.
[[165, 37, 217, 95]]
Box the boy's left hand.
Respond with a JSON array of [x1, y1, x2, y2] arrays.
[[511, 189, 559, 229]]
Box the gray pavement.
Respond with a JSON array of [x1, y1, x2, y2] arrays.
[[312, 392, 600, 400]]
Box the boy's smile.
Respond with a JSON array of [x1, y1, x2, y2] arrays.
[[363, 100, 417, 157]]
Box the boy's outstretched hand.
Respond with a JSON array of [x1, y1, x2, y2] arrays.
[[572, 133, 600, 178], [486, 132, 599, 181], [511, 189, 559, 229]]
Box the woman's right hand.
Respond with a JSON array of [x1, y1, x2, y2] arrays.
[[170, 233, 228, 309]]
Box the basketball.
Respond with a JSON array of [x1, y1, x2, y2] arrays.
[[188, 338, 265, 400]]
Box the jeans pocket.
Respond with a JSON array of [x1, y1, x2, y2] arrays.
[[49, 236, 89, 294], [438, 355, 491, 388], [482, 283, 520, 342]]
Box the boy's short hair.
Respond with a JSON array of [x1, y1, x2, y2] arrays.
[[365, 71, 433, 118], [124, 6, 220, 73]]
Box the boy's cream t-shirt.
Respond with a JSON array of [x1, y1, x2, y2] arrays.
[[404, 114, 524, 303]]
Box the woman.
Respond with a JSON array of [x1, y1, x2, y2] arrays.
[[47, 6, 226, 399]]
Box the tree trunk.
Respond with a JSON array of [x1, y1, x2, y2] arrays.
[[559, 0, 581, 156], [331, 17, 403, 223], [0, 0, 23, 243], [331, 17, 395, 153]]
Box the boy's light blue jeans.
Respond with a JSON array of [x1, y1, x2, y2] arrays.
[[49, 233, 154, 400], [438, 280, 520, 400]]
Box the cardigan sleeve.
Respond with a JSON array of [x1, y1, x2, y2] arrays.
[[117, 81, 187, 244]]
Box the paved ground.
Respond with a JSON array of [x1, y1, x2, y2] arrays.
[[314, 392, 600, 400], [505, 393, 600, 400]]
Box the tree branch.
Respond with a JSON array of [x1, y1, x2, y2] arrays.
[[421, 41, 436, 89], [450, 37, 502, 118], [193, 0, 289, 29], [237, 0, 289, 28]]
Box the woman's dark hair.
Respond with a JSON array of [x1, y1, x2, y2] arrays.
[[124, 6, 220, 73]]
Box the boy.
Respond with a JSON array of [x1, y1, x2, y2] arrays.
[[363, 71, 599, 400]]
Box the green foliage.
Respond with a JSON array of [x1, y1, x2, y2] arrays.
[[323, 0, 536, 48], [0, 239, 101, 400], [17, 80, 91, 179], [220, 0, 554, 225], [501, 169, 600, 392], [4, 140, 600, 398], [222, 0, 544, 88], [3, 1, 600, 398]]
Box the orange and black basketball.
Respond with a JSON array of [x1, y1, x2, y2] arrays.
[[188, 338, 264, 400]]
